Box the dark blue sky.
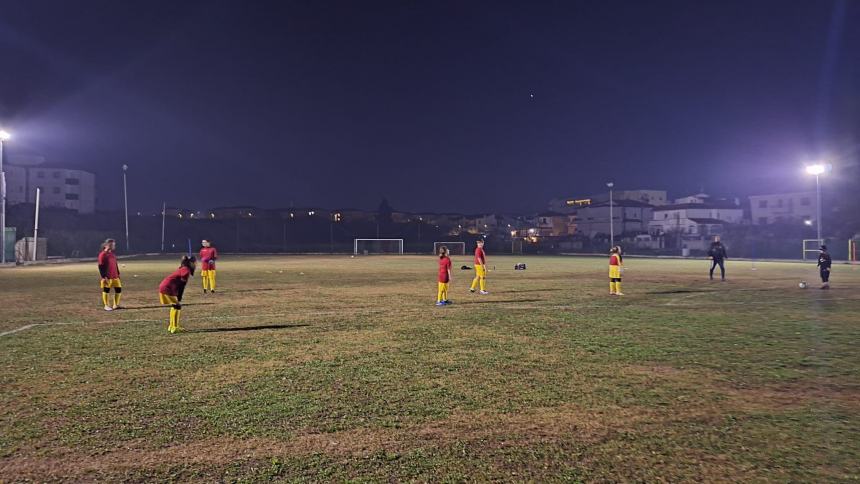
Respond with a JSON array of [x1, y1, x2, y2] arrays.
[[1, 0, 857, 212]]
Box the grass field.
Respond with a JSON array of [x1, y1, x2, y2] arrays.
[[1, 254, 859, 482]]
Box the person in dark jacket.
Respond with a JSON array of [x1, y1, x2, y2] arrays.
[[817, 245, 832, 289], [708, 236, 728, 281]]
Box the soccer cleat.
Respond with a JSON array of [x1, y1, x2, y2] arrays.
[[479, 290, 489, 295], [443, 300, 452, 305], [112, 305, 121, 310], [104, 305, 114, 311], [435, 301, 446, 306], [469, 289, 476, 293], [203, 289, 208, 294], [615, 292, 625, 296]]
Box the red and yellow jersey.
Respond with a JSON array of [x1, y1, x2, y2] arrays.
[[199, 247, 218, 271], [438, 256, 452, 283], [609, 254, 621, 266], [159, 266, 192, 297], [97, 250, 120, 279], [474, 247, 486, 265]]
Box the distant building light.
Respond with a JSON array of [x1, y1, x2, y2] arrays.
[[248, 212, 253, 217], [804, 219, 813, 226], [308, 210, 315, 216], [566, 198, 592, 206], [289, 212, 294, 218], [189, 213, 194, 218], [210, 213, 215, 219], [178, 213, 183, 219], [528, 228, 536, 234]]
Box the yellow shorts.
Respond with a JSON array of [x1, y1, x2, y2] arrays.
[[159, 293, 179, 305], [475, 265, 486, 277], [609, 266, 621, 279], [100, 278, 122, 289], [201, 269, 215, 276]]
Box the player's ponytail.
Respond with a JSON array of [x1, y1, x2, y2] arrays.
[[181, 255, 197, 276], [439, 246, 449, 258], [102, 238, 115, 250]]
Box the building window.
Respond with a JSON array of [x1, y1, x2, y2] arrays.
[[758, 217, 768, 225], [777, 199, 783, 208], [37, 171, 45, 178], [65, 193, 79, 200], [52, 187, 61, 194], [758, 200, 767, 208], [53, 171, 61, 179], [65, 178, 80, 185], [800, 197, 810, 206]]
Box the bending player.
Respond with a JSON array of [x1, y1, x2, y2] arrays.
[[437, 245, 452, 306], [159, 255, 196, 333], [609, 245, 624, 296], [199, 239, 218, 293], [469, 239, 489, 295], [97, 238, 122, 311]]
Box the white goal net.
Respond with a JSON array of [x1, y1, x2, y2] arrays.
[[433, 241, 466, 255], [354, 238, 404, 255]]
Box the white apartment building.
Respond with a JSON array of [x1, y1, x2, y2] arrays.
[[748, 191, 816, 225], [4, 165, 96, 214]]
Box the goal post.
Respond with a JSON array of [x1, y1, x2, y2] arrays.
[[433, 241, 466, 255], [354, 238, 404, 255], [802, 239, 822, 261]]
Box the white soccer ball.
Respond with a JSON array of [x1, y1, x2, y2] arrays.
[[798, 281, 808, 289]]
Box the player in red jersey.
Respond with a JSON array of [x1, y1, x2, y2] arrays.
[[469, 239, 489, 294], [159, 255, 196, 333], [609, 245, 624, 296], [97, 238, 122, 311], [436, 246, 453, 306], [199, 239, 218, 293]]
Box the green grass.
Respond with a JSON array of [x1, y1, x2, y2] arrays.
[[1, 255, 859, 481]]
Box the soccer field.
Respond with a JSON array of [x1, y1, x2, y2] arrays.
[[1, 255, 859, 481]]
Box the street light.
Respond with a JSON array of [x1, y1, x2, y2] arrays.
[[805, 163, 828, 245], [606, 181, 615, 247], [122, 164, 130, 252], [0, 130, 11, 264]]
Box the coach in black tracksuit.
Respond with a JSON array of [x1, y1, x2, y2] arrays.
[[708, 236, 728, 281], [817, 245, 832, 289]]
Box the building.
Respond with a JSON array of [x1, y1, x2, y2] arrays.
[[648, 202, 744, 250], [4, 165, 96, 213], [568, 200, 654, 238], [549, 189, 667, 213], [535, 211, 568, 236], [748, 191, 816, 225]]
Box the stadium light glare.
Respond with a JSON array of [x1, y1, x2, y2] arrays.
[[804, 219, 813, 226], [0, 130, 11, 141], [805, 164, 826, 176]]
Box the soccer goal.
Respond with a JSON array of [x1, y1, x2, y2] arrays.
[[354, 238, 404, 255], [802, 239, 822, 261], [433, 241, 466, 255]]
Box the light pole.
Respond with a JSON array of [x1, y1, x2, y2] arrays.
[[122, 164, 130, 252], [0, 130, 11, 264], [805, 164, 827, 245], [607, 181, 615, 247]]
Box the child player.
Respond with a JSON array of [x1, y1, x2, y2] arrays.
[[97, 238, 122, 311], [159, 256, 196, 333], [609, 245, 624, 296], [469, 239, 489, 295], [199, 239, 218, 293], [437, 245, 452, 306], [817, 245, 832, 290]]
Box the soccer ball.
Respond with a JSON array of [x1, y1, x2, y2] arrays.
[[798, 281, 808, 289]]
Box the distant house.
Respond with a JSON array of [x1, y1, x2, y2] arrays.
[[748, 192, 816, 225], [4, 164, 97, 214], [569, 200, 653, 238], [549, 189, 667, 213], [649, 202, 743, 250], [536, 211, 568, 236]]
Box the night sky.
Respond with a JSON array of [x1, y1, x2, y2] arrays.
[[1, 0, 857, 213]]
